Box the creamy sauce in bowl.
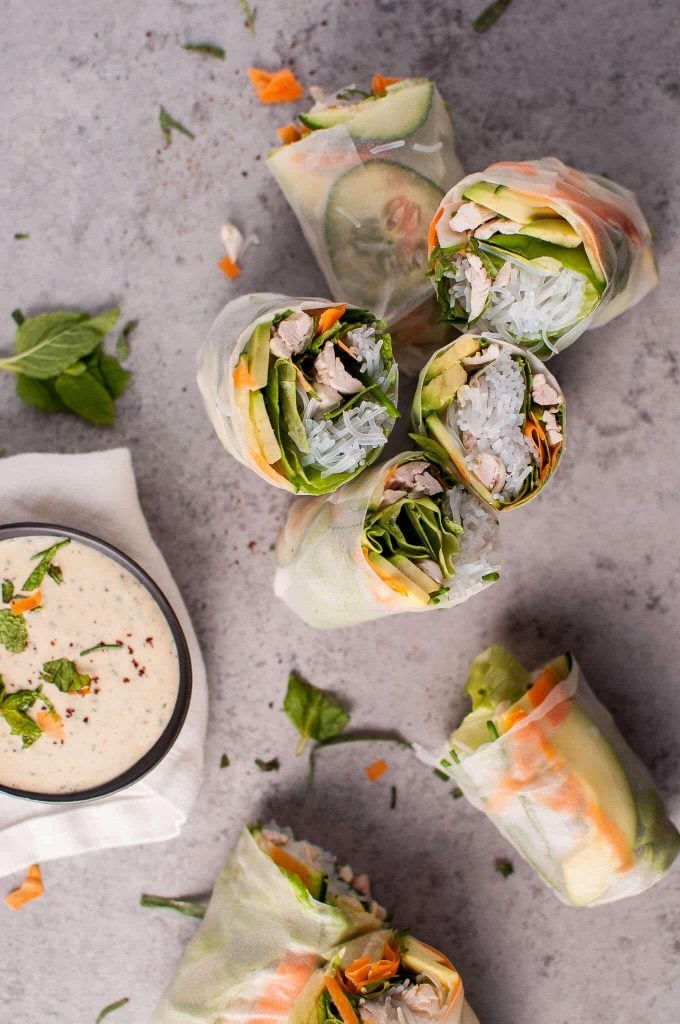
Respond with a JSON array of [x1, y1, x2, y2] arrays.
[[0, 530, 187, 798]]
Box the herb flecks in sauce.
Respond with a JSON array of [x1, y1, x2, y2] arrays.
[[0, 609, 28, 653], [40, 659, 91, 693], [80, 642, 124, 656], [22, 539, 70, 592]]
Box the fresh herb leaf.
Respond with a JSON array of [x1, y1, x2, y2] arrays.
[[99, 353, 131, 399], [182, 42, 225, 59], [11, 309, 25, 326], [474, 0, 514, 32], [0, 308, 120, 380], [432, 768, 449, 782], [22, 539, 70, 591], [220, 753, 230, 768], [495, 858, 514, 878], [307, 731, 412, 787], [116, 319, 138, 360], [1, 579, 14, 603], [40, 659, 90, 693], [255, 756, 280, 772], [283, 671, 350, 755], [54, 369, 116, 425], [0, 609, 28, 653], [487, 720, 500, 741], [15, 374, 69, 413], [140, 893, 206, 918], [14, 232, 30, 240], [451, 787, 463, 799], [47, 564, 64, 584], [35, 685, 56, 715], [237, 0, 257, 34], [0, 707, 42, 747], [159, 106, 195, 145], [390, 785, 397, 809], [95, 997, 130, 1023], [482, 571, 500, 582], [80, 643, 123, 656]]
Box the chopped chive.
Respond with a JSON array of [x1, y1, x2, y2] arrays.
[[220, 753, 230, 768], [495, 858, 514, 878], [473, 0, 514, 32], [390, 785, 397, 809], [181, 42, 225, 59], [449, 748, 461, 764], [11, 308, 25, 327], [95, 997, 130, 1023], [159, 105, 195, 146], [80, 642, 123, 656], [140, 893, 206, 917], [440, 758, 452, 767], [432, 768, 449, 782], [13, 233, 30, 240], [451, 787, 463, 799], [482, 571, 500, 582], [255, 756, 280, 772], [237, 0, 257, 34], [487, 720, 500, 741]]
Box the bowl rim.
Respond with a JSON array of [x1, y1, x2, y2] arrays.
[[0, 521, 193, 803]]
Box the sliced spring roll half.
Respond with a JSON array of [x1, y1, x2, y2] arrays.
[[152, 824, 386, 1024], [428, 157, 657, 356], [412, 334, 564, 510], [268, 77, 463, 323], [275, 450, 501, 628], [423, 647, 679, 908], [296, 928, 476, 1024], [197, 293, 398, 494]]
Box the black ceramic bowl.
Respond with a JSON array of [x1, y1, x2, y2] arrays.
[[0, 522, 192, 803]]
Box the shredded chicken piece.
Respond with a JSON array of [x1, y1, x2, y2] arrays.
[[262, 828, 289, 846], [270, 311, 314, 359], [389, 461, 443, 496], [464, 254, 491, 320], [419, 559, 443, 584], [542, 408, 563, 446], [531, 373, 561, 407], [314, 341, 363, 395], [449, 201, 496, 233], [369, 900, 387, 922], [220, 222, 244, 262], [474, 217, 523, 240], [493, 261, 513, 287], [462, 342, 502, 369], [313, 382, 342, 411], [338, 864, 354, 884], [352, 873, 371, 897], [461, 430, 477, 452], [470, 452, 506, 493]]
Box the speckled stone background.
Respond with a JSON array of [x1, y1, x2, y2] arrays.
[[2, 1, 680, 1022]]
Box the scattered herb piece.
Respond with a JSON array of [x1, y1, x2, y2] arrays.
[[495, 858, 514, 878], [473, 0, 514, 32], [10, 309, 25, 327], [14, 233, 30, 240], [0, 308, 120, 379], [2, 579, 14, 603], [452, 787, 463, 799], [390, 785, 397, 809], [482, 571, 500, 582], [22, 539, 70, 592], [255, 756, 280, 772], [47, 564, 63, 585], [40, 659, 91, 693], [307, 731, 412, 787], [366, 758, 388, 782], [0, 678, 44, 748], [95, 997, 130, 1023], [237, 0, 257, 34], [220, 753, 230, 768], [5, 864, 44, 910], [283, 671, 350, 755], [433, 768, 449, 782], [0, 609, 28, 653], [116, 319, 138, 361], [159, 105, 195, 146], [449, 748, 461, 765], [80, 642, 124, 656], [487, 720, 500, 741], [140, 893, 206, 917], [182, 42, 225, 59]]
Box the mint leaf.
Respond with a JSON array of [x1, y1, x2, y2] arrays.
[[1, 688, 39, 712], [255, 756, 280, 772], [182, 42, 225, 58], [116, 319, 138, 360], [0, 308, 120, 379], [16, 374, 69, 413], [40, 659, 90, 692], [22, 539, 70, 591], [54, 369, 116, 425], [0, 707, 42, 747], [0, 610, 28, 653], [95, 997, 130, 1023], [283, 672, 350, 755], [2, 579, 14, 603], [100, 354, 131, 399], [47, 564, 63, 584], [159, 106, 195, 146]]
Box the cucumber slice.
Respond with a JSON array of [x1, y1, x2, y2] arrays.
[[301, 79, 433, 141], [325, 160, 443, 312]]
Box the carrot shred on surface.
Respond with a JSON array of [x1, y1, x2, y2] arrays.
[[5, 864, 44, 910], [324, 976, 360, 1024], [371, 74, 401, 95], [248, 67, 304, 104], [365, 758, 388, 782], [219, 255, 241, 279], [316, 304, 347, 335], [10, 591, 42, 615], [276, 122, 302, 144]]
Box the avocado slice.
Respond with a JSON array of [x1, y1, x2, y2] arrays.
[[277, 360, 310, 455], [424, 335, 478, 383], [250, 391, 281, 465], [246, 322, 273, 390], [390, 554, 441, 595], [366, 550, 431, 606], [421, 363, 467, 416], [402, 937, 459, 991], [520, 218, 581, 249], [462, 182, 554, 223]]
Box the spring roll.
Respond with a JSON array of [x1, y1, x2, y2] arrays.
[[412, 334, 564, 509], [428, 157, 657, 356], [152, 824, 386, 1023], [268, 77, 463, 324], [275, 450, 501, 629], [422, 646, 679, 907], [197, 294, 398, 494]]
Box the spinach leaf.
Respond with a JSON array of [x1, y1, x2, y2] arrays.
[[0, 609, 28, 653], [15, 374, 69, 413], [40, 658, 91, 693], [283, 671, 349, 755]]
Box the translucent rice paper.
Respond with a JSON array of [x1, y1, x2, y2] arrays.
[[274, 452, 502, 629], [196, 293, 396, 494], [422, 656, 679, 907], [152, 827, 380, 1024], [432, 157, 658, 354], [268, 82, 463, 324]]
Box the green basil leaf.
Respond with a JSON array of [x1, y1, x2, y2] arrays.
[[100, 354, 131, 399], [15, 374, 69, 413], [54, 369, 116, 425], [40, 658, 90, 692], [0, 308, 120, 380], [1, 579, 14, 603], [283, 671, 350, 755], [0, 609, 28, 653], [0, 707, 42, 747]]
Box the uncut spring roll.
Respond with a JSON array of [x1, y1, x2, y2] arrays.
[[268, 77, 463, 324], [428, 157, 657, 356], [197, 294, 398, 494], [152, 824, 386, 1023], [275, 450, 501, 629], [412, 334, 564, 510], [422, 646, 679, 907]]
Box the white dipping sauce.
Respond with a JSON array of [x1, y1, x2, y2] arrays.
[[0, 535, 181, 795]]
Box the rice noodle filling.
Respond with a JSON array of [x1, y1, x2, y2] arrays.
[[360, 975, 448, 1024]]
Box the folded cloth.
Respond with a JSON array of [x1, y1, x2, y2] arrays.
[[0, 448, 208, 877]]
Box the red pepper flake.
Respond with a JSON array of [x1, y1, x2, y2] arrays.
[[248, 541, 257, 552], [145, 637, 154, 646], [65, 708, 75, 718], [83, 717, 89, 724], [138, 668, 146, 677], [123, 677, 131, 683], [132, 659, 139, 668]]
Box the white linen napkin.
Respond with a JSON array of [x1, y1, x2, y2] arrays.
[[0, 448, 208, 877]]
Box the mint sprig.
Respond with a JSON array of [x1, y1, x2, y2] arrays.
[[0, 610, 28, 653], [283, 671, 350, 755], [40, 658, 91, 693], [22, 538, 70, 592]]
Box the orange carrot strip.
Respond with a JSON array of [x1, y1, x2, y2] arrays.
[[316, 304, 347, 336], [523, 418, 550, 481], [550, 441, 562, 470], [249, 67, 304, 104], [248, 951, 319, 1024], [428, 206, 444, 254], [527, 666, 562, 709], [233, 359, 257, 389], [365, 758, 388, 782], [5, 865, 44, 910], [502, 706, 528, 732], [10, 590, 42, 614], [588, 801, 636, 873], [276, 123, 302, 145], [364, 550, 409, 596], [268, 844, 316, 891], [36, 709, 64, 741], [219, 255, 241, 279], [324, 977, 360, 1024], [372, 75, 401, 95], [345, 943, 400, 990]]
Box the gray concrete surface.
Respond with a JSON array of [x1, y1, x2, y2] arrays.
[[2, 0, 680, 1021]]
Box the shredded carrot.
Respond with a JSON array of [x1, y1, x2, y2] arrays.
[[36, 709, 64, 741], [233, 358, 257, 389], [219, 254, 241, 279], [365, 758, 388, 782], [324, 976, 360, 1024], [316, 304, 347, 336], [502, 706, 528, 732], [550, 441, 562, 470], [428, 206, 444, 254], [10, 590, 42, 615], [588, 801, 636, 872], [276, 122, 302, 145], [523, 418, 550, 481], [526, 666, 562, 709], [372, 74, 401, 95], [268, 844, 316, 891], [5, 864, 44, 911], [248, 67, 304, 104], [345, 942, 400, 990]]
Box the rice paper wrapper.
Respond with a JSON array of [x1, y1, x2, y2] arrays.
[[152, 827, 380, 1024], [434, 157, 657, 354], [274, 452, 501, 629], [424, 657, 679, 907], [268, 83, 463, 325]]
